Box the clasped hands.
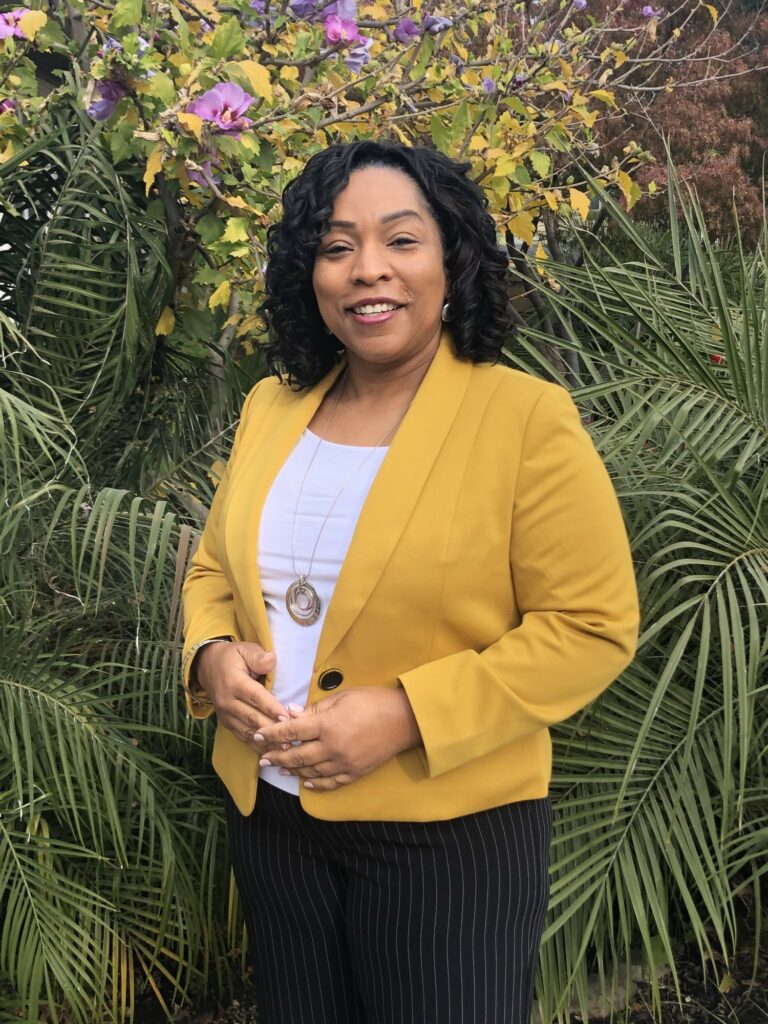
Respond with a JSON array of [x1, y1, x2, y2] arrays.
[[193, 640, 422, 791]]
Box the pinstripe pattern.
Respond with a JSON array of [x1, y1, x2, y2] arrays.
[[225, 780, 551, 1024]]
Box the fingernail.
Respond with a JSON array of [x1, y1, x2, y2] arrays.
[[288, 703, 304, 713], [253, 733, 264, 742], [304, 781, 314, 789], [279, 769, 291, 776], [259, 758, 271, 766], [277, 715, 288, 722]]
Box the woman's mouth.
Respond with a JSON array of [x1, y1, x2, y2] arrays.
[[348, 302, 403, 325]]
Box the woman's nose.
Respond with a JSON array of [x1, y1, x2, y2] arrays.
[[350, 244, 392, 283]]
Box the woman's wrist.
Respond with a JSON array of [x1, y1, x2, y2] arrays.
[[184, 636, 233, 702]]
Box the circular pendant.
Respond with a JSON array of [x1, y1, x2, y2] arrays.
[[286, 577, 322, 626]]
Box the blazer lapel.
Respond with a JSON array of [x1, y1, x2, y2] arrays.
[[233, 328, 472, 666], [314, 328, 472, 665]]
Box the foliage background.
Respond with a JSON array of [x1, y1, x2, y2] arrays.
[[1, 0, 767, 1020]]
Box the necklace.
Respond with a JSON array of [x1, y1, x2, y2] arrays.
[[286, 370, 413, 626]]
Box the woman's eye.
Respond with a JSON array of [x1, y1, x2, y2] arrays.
[[324, 238, 416, 255]]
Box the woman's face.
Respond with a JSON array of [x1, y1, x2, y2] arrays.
[[312, 165, 449, 372]]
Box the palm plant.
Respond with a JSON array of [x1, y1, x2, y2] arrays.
[[509, 174, 768, 1021], [0, 111, 250, 1022]]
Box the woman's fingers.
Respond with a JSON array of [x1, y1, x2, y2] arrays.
[[259, 740, 327, 771], [301, 773, 356, 791]]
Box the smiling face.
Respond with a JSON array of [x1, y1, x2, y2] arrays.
[[311, 165, 449, 374]]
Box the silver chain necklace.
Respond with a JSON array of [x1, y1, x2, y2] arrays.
[[286, 370, 413, 626]]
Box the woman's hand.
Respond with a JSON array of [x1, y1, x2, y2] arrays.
[[255, 688, 423, 791], [194, 641, 290, 752]]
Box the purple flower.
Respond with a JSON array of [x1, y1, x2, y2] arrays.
[[199, 18, 212, 31], [423, 14, 453, 34], [0, 97, 17, 113], [87, 79, 128, 120], [573, 0, 588, 9], [482, 75, 495, 93], [0, 8, 28, 38], [186, 82, 255, 135], [291, 0, 356, 20], [641, 4, 662, 14], [344, 33, 372, 74], [394, 16, 420, 44], [187, 149, 221, 187], [513, 73, 527, 86], [324, 13, 360, 42]]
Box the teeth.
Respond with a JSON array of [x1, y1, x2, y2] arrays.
[[352, 303, 399, 315]]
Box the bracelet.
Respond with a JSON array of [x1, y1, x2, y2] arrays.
[[182, 636, 233, 706]]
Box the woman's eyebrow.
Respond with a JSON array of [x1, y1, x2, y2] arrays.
[[327, 209, 424, 229]]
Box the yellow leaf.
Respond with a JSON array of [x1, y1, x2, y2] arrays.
[[617, 170, 637, 209], [614, 50, 628, 68], [542, 190, 559, 212], [209, 280, 231, 310], [0, 140, 15, 163], [155, 306, 175, 336], [283, 156, 304, 173], [17, 9, 47, 40], [558, 59, 573, 82], [222, 217, 249, 243], [221, 194, 257, 213], [469, 134, 487, 151], [492, 154, 518, 178], [590, 89, 617, 107], [234, 59, 273, 101], [280, 65, 300, 81], [461, 70, 481, 87], [507, 212, 536, 246], [209, 459, 226, 485], [240, 133, 259, 153], [573, 106, 598, 128], [143, 143, 164, 195], [648, 180, 657, 194], [705, 3, 718, 23], [541, 79, 569, 92], [569, 188, 591, 221], [177, 112, 203, 141]]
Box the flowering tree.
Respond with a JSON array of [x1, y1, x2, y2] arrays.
[[1, 0, 754, 394]]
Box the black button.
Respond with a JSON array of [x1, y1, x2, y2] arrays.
[[318, 669, 344, 691]]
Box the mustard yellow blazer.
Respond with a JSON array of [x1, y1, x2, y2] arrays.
[[182, 329, 640, 821]]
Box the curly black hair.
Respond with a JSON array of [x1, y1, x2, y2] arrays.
[[259, 140, 516, 388]]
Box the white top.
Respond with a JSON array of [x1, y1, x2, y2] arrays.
[[257, 429, 389, 795]]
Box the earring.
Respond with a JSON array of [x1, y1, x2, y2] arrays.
[[441, 301, 452, 323]]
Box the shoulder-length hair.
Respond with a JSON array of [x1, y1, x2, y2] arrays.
[[259, 140, 516, 388]]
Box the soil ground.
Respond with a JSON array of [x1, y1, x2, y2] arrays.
[[134, 951, 768, 1023]]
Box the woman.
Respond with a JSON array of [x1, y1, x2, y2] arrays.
[[181, 140, 640, 1024]]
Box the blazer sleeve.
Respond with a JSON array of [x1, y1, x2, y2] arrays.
[[398, 383, 641, 778], [180, 379, 265, 718]]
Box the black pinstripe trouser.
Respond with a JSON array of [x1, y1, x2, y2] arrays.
[[225, 779, 552, 1024]]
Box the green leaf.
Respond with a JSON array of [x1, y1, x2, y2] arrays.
[[529, 150, 551, 178], [140, 71, 176, 105], [109, 0, 142, 29], [196, 213, 225, 245], [210, 16, 245, 60], [430, 114, 450, 150]]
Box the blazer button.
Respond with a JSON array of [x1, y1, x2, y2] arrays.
[[318, 669, 344, 691]]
